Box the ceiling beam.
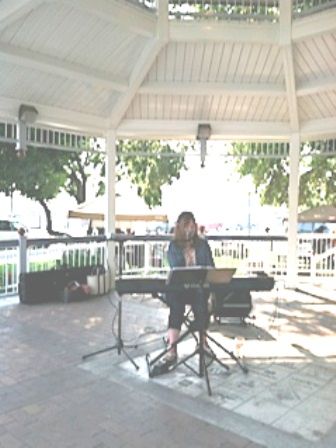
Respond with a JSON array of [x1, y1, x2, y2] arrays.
[[293, 8, 336, 41], [140, 78, 336, 97], [119, 117, 336, 140], [0, 96, 107, 134], [282, 46, 299, 131], [169, 20, 279, 44], [280, 1, 299, 132], [0, 0, 44, 32], [110, 0, 169, 129], [60, 0, 156, 38], [117, 119, 291, 140], [297, 76, 336, 97], [139, 81, 285, 96], [300, 117, 336, 140], [0, 42, 128, 92]]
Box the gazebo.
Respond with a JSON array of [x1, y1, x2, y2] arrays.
[[0, 0, 336, 286]]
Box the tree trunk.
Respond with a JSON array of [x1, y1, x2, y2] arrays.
[[76, 163, 87, 204], [38, 199, 68, 237], [77, 178, 86, 204]]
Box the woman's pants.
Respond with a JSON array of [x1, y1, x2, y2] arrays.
[[166, 289, 209, 331]]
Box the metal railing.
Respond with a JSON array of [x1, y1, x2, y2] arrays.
[[125, 0, 336, 21], [168, 0, 280, 22], [0, 236, 106, 296], [0, 120, 103, 154], [1, 233, 335, 298], [293, 0, 336, 17], [0, 240, 19, 296]]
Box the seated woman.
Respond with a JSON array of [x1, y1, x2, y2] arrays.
[[157, 211, 214, 373]]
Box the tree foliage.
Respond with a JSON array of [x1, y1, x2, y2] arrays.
[[117, 140, 187, 208], [0, 143, 71, 234], [63, 151, 104, 204], [233, 141, 336, 208], [62, 139, 187, 207], [0, 139, 187, 232]]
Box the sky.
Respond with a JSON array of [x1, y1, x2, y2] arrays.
[[161, 150, 256, 226]]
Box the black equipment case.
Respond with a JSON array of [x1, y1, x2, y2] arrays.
[[212, 290, 252, 319], [19, 267, 97, 304]]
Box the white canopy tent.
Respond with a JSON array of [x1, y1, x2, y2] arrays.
[[0, 0, 336, 286], [68, 195, 168, 233]]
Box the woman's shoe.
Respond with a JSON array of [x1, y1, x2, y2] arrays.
[[150, 354, 177, 377]]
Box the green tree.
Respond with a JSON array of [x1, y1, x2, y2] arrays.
[[63, 150, 104, 204], [0, 144, 71, 235], [0, 139, 187, 233], [62, 139, 187, 208], [117, 140, 187, 208], [233, 141, 336, 208]]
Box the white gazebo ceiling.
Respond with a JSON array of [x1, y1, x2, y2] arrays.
[[0, 0, 335, 140]]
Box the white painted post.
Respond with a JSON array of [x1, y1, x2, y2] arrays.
[[286, 133, 300, 288], [105, 130, 116, 288], [18, 231, 27, 274]]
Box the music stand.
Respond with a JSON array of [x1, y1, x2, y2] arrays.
[[146, 267, 246, 396], [82, 290, 139, 370], [166, 266, 208, 286]]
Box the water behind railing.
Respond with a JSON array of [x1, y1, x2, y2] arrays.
[[1, 234, 335, 298]]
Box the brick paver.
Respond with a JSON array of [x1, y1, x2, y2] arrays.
[[1, 289, 335, 448]]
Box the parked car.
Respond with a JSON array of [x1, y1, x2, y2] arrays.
[[0, 219, 50, 241], [0, 219, 25, 240]]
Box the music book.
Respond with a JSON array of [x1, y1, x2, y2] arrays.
[[166, 267, 236, 286], [206, 267, 236, 284]]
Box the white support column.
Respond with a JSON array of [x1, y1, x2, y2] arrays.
[[105, 130, 116, 286], [286, 133, 300, 288], [280, 0, 299, 132], [18, 232, 27, 274]]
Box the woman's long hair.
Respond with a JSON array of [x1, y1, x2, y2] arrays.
[[173, 211, 200, 248]]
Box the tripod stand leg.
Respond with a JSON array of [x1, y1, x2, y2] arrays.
[[205, 348, 230, 371], [120, 345, 139, 370], [176, 337, 214, 396], [199, 331, 212, 396], [147, 329, 191, 368], [82, 344, 119, 361], [207, 333, 248, 374], [82, 295, 139, 370], [203, 359, 212, 396]]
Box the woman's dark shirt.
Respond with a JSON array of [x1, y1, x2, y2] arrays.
[[167, 237, 214, 268]]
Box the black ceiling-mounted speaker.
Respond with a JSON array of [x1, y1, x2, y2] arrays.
[[16, 104, 38, 157], [196, 123, 211, 168]]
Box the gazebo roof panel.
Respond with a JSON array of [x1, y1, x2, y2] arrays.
[[0, 62, 120, 117], [126, 94, 289, 123], [0, 2, 149, 82], [0, 1, 335, 139], [294, 32, 336, 83], [298, 91, 336, 121], [145, 41, 284, 85]]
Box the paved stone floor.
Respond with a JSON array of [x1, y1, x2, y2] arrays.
[[1, 285, 335, 447]]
